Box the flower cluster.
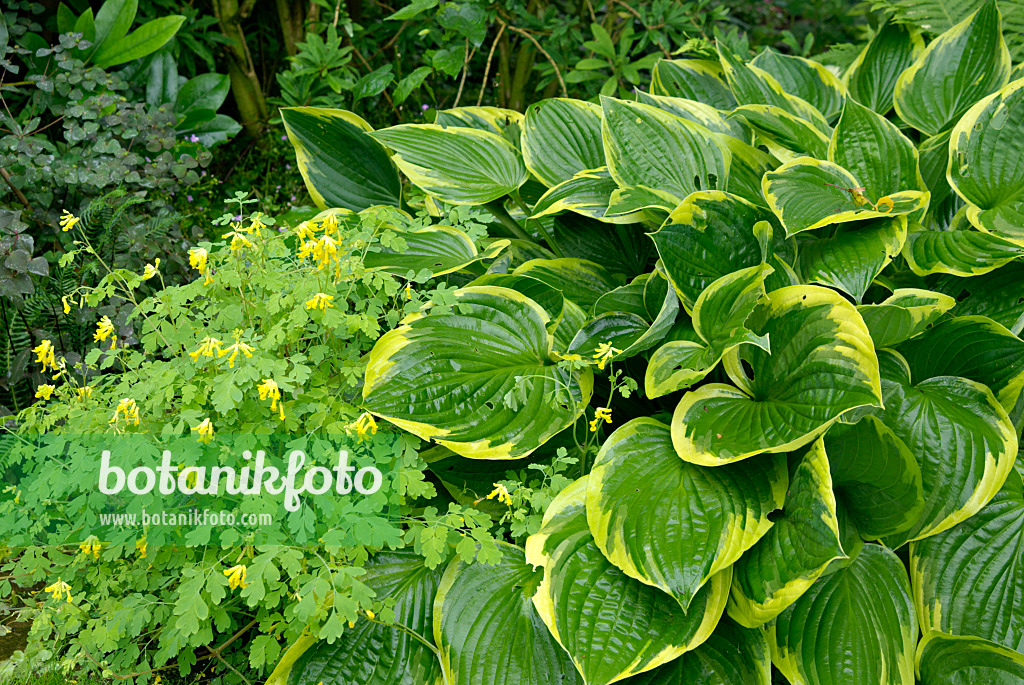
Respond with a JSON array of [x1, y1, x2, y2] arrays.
[[224, 564, 248, 590]]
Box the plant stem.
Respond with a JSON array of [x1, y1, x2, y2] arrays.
[[484, 200, 533, 242], [510, 191, 563, 257]]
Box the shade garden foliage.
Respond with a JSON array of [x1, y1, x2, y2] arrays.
[[270, 1, 1024, 684]]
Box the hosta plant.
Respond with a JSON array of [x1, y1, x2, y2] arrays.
[[274, 1, 1024, 682]]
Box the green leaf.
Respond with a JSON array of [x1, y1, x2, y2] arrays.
[[281, 107, 402, 211], [728, 438, 845, 627], [93, 0, 137, 50], [893, 0, 1010, 136], [73, 8, 96, 44], [525, 477, 730, 685], [91, 15, 185, 68], [856, 288, 956, 348], [434, 106, 523, 149], [532, 168, 628, 223], [393, 66, 432, 104], [386, 0, 439, 21], [363, 225, 508, 276], [934, 263, 1024, 334], [768, 545, 917, 685], [903, 225, 1024, 276], [513, 258, 621, 313], [352, 64, 394, 102], [363, 286, 593, 460], [751, 47, 846, 121], [436, 2, 487, 46], [844, 22, 923, 115], [588, 418, 786, 609], [522, 99, 605, 187], [175, 73, 230, 117], [434, 543, 581, 685], [917, 632, 1024, 685], [57, 3, 76, 34], [730, 104, 831, 159], [795, 216, 907, 302], [651, 59, 737, 109], [369, 124, 526, 205], [691, 262, 773, 356], [671, 285, 882, 466], [635, 91, 749, 140], [645, 340, 718, 398], [716, 135, 780, 206]]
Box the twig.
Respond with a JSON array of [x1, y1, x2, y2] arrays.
[[477, 22, 507, 106], [452, 39, 470, 108], [506, 26, 567, 97], [0, 168, 33, 214]]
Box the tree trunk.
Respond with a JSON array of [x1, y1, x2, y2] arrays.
[[212, 0, 270, 138]]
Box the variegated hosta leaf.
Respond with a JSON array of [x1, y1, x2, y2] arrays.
[[934, 264, 1024, 334], [651, 191, 777, 309], [902, 225, 1024, 276], [434, 106, 523, 141], [623, 617, 771, 685], [716, 135, 780, 206], [634, 90, 749, 140], [362, 225, 509, 276], [824, 415, 924, 539], [730, 104, 830, 160], [363, 286, 593, 460], [750, 47, 846, 121], [918, 130, 957, 221], [829, 98, 926, 203], [877, 372, 1017, 548], [521, 98, 605, 187], [856, 288, 957, 348], [513, 258, 622, 312], [769, 545, 917, 685], [895, 315, 1024, 412], [728, 438, 845, 628], [844, 21, 923, 115], [762, 157, 928, 236], [948, 79, 1024, 245], [434, 543, 582, 685], [894, 0, 1010, 136], [911, 470, 1024, 650], [672, 285, 883, 466], [650, 58, 737, 110], [368, 124, 527, 205], [268, 550, 444, 685], [587, 418, 786, 609], [795, 216, 907, 302], [600, 96, 729, 203], [645, 341, 719, 399], [281, 107, 402, 211], [917, 631, 1024, 685], [525, 477, 730, 685], [532, 168, 629, 223]]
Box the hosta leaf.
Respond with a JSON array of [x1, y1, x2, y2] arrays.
[[363, 226, 509, 276], [751, 48, 846, 121], [601, 96, 729, 202], [902, 225, 1024, 275], [275, 550, 444, 685], [948, 79, 1024, 245], [466, 273, 567, 334], [824, 415, 924, 539], [768, 545, 917, 685], [281, 107, 402, 211], [650, 59, 737, 109], [730, 104, 830, 160], [671, 285, 882, 466], [763, 157, 928, 236], [878, 374, 1017, 547], [729, 438, 844, 628], [532, 168, 630, 223], [369, 124, 527, 205], [652, 191, 776, 309], [893, 0, 1010, 136], [635, 90, 749, 139], [522, 99, 605, 187], [513, 258, 621, 312], [844, 22, 923, 115], [363, 286, 593, 460], [550, 217, 654, 280], [434, 106, 523, 148], [623, 617, 771, 685], [895, 315, 1024, 412], [525, 477, 730, 685], [434, 543, 581, 685], [911, 471, 1024, 650], [795, 216, 907, 302], [645, 340, 719, 399], [934, 263, 1024, 334], [691, 263, 773, 356], [918, 130, 957, 219], [917, 632, 1024, 685], [829, 98, 926, 203], [716, 135, 780, 206], [587, 418, 786, 610], [856, 288, 956, 348]]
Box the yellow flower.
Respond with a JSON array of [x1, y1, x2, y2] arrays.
[[589, 407, 613, 432], [485, 483, 513, 506], [876, 195, 894, 213], [224, 564, 248, 590], [219, 332, 254, 368], [294, 221, 315, 241], [365, 610, 375, 620], [79, 536, 101, 559], [76, 386, 93, 400], [248, 214, 267, 233], [223, 230, 254, 251], [593, 342, 622, 370], [142, 258, 161, 280], [110, 398, 140, 426], [321, 213, 339, 234], [59, 210, 80, 232], [311, 234, 340, 271], [306, 293, 334, 311], [33, 339, 57, 372], [349, 412, 377, 442], [62, 295, 71, 314], [405, 283, 413, 300], [189, 247, 208, 274], [192, 418, 214, 443], [296, 239, 316, 260], [44, 578, 72, 602], [35, 384, 55, 400], [258, 378, 285, 420], [154, 676, 162, 685], [188, 336, 223, 361], [553, 350, 583, 362], [136, 538, 147, 558], [94, 315, 115, 343]]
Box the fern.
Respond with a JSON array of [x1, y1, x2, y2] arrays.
[[871, 0, 1024, 59]]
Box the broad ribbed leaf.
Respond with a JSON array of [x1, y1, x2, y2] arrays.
[[768, 545, 917, 685], [672, 286, 882, 466], [893, 0, 1010, 135], [532, 168, 627, 222], [635, 91, 749, 139], [844, 22, 923, 115], [729, 438, 845, 627], [90, 15, 184, 68], [281, 107, 402, 211], [369, 124, 527, 205], [691, 263, 773, 356], [911, 471, 1024, 650], [434, 106, 523, 148], [525, 477, 730, 685], [903, 226, 1024, 275], [917, 631, 1024, 685], [363, 226, 509, 276], [587, 418, 786, 609], [363, 286, 593, 459], [934, 264, 1024, 333], [751, 48, 846, 121], [651, 59, 736, 109], [717, 135, 780, 206], [513, 258, 621, 312], [730, 104, 830, 159], [856, 288, 956, 348], [645, 341, 718, 398], [795, 217, 907, 302], [522, 99, 605, 187], [434, 543, 581, 685]]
